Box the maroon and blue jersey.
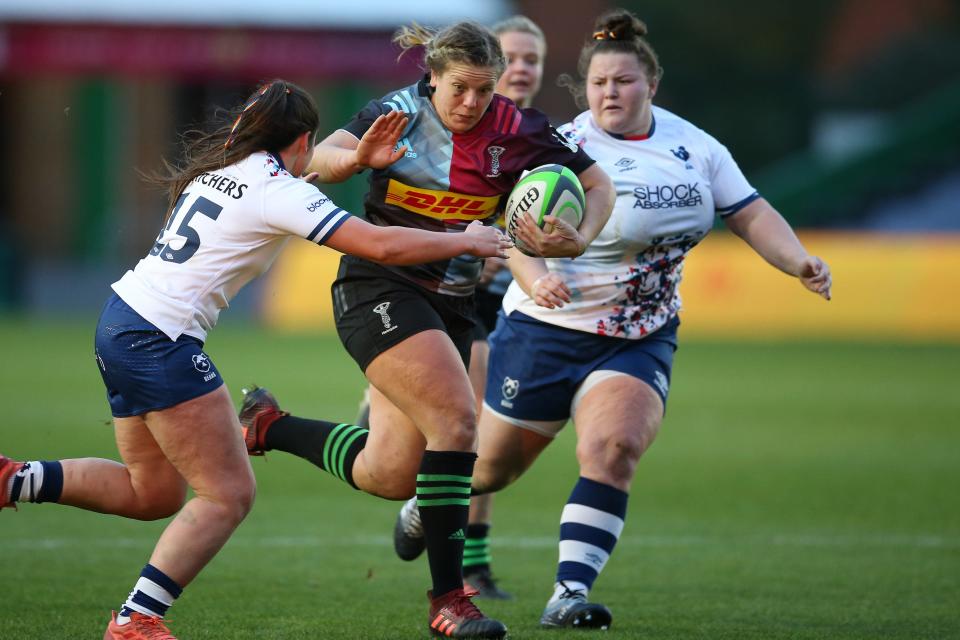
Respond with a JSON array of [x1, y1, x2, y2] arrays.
[[342, 76, 594, 296]]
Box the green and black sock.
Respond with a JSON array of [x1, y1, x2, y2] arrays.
[[417, 450, 475, 598], [264, 416, 368, 489], [463, 523, 492, 575]]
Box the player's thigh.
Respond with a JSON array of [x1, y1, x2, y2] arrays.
[[473, 404, 552, 493], [114, 415, 187, 504], [573, 374, 663, 478], [143, 385, 255, 504], [365, 329, 476, 444]]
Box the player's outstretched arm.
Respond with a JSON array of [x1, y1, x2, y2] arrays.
[[326, 218, 512, 266], [724, 198, 833, 300], [305, 111, 409, 183]]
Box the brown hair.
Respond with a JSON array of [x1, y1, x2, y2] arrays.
[[559, 9, 663, 109], [393, 21, 505, 77], [492, 15, 547, 56], [148, 79, 319, 220]]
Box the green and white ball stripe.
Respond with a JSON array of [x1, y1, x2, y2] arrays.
[[504, 164, 586, 256]]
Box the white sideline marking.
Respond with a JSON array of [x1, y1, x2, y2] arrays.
[[5, 533, 958, 551]]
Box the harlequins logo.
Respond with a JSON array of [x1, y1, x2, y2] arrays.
[[373, 302, 397, 335], [486, 145, 505, 178]]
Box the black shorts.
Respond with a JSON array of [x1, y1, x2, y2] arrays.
[[332, 256, 476, 372], [471, 287, 505, 342]]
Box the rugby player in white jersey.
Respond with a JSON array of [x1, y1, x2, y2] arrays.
[[396, 9, 833, 630], [0, 80, 509, 640]]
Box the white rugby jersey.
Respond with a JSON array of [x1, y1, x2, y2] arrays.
[[112, 152, 350, 341], [502, 107, 759, 338]]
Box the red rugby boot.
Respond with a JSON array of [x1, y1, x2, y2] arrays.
[[238, 385, 288, 455], [103, 611, 177, 639], [427, 587, 507, 639]]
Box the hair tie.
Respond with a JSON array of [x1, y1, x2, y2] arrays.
[[592, 29, 617, 40], [224, 81, 292, 150]]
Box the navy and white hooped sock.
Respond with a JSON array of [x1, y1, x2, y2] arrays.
[[551, 476, 628, 603], [117, 564, 183, 624], [8, 460, 64, 504]]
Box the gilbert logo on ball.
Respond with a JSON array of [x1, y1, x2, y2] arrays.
[[504, 164, 585, 256]]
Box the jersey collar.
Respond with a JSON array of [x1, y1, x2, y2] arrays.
[[604, 113, 656, 141], [267, 151, 287, 172]]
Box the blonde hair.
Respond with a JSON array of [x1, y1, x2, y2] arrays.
[[394, 21, 505, 76], [492, 15, 547, 55]]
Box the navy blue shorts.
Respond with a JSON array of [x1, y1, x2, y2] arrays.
[[483, 311, 679, 437], [94, 294, 224, 417]]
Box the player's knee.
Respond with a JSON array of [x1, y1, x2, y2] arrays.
[[205, 475, 256, 524], [576, 432, 645, 478], [227, 476, 257, 520], [425, 408, 477, 450]]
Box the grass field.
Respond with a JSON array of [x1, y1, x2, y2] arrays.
[[1, 318, 958, 639]]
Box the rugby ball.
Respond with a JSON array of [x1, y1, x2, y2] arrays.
[[504, 164, 585, 256]]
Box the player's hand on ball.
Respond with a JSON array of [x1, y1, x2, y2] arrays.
[[530, 272, 571, 309], [799, 255, 832, 300], [513, 214, 587, 258], [356, 111, 409, 170], [465, 221, 513, 259]]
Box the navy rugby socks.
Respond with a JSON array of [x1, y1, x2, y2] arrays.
[[8, 460, 63, 503], [117, 563, 183, 624], [264, 416, 368, 489], [551, 476, 628, 602], [418, 450, 476, 598]]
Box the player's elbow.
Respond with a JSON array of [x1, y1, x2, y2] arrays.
[[369, 242, 407, 265]]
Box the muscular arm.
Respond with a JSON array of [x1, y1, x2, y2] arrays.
[[305, 110, 409, 183], [305, 130, 363, 183], [724, 197, 832, 300], [325, 217, 511, 266]]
